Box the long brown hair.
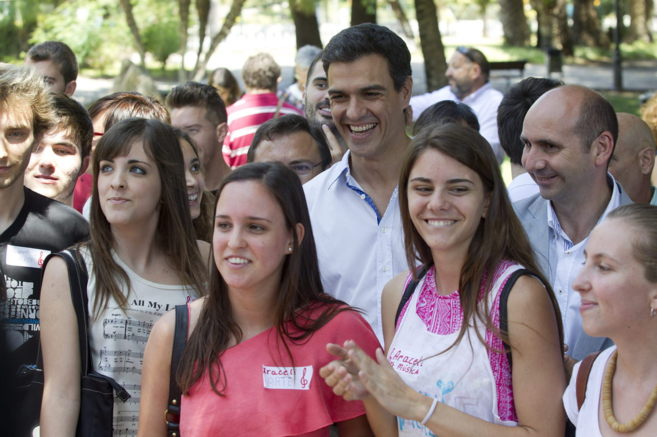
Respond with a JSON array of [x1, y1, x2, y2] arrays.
[[88, 118, 207, 316], [398, 123, 563, 352], [178, 162, 347, 395]]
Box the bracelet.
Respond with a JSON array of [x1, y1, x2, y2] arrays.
[[420, 398, 438, 426]]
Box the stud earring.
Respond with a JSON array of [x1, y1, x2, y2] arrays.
[[288, 246, 293, 253], [651, 307, 656, 318]]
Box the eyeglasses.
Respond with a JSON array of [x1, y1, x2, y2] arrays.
[[455, 46, 475, 63], [287, 160, 323, 176]]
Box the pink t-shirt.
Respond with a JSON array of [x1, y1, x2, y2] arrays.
[[180, 306, 380, 436]]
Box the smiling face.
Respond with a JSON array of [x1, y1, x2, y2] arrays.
[[0, 99, 35, 190], [213, 180, 293, 296], [24, 124, 83, 204], [407, 148, 489, 261], [573, 218, 657, 338], [304, 61, 332, 126], [520, 91, 597, 205], [180, 138, 205, 220], [327, 54, 410, 159], [97, 140, 161, 228]]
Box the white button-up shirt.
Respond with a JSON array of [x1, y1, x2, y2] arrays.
[[546, 178, 621, 353], [410, 83, 504, 161], [304, 152, 407, 341]]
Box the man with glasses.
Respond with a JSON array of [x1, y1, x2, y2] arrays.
[[247, 114, 330, 184], [410, 46, 504, 161]]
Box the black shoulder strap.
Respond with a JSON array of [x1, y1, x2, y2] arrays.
[[499, 268, 533, 369], [166, 305, 189, 435], [394, 266, 430, 327]]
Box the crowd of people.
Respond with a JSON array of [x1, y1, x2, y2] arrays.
[[1, 23, 657, 437]]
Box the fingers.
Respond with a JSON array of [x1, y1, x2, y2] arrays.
[[322, 124, 344, 163], [326, 342, 348, 360]]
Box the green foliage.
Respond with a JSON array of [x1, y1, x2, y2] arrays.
[[142, 20, 180, 69], [30, 0, 129, 74], [573, 40, 657, 63], [601, 91, 641, 115]]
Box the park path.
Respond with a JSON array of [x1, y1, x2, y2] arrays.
[[74, 60, 657, 107]]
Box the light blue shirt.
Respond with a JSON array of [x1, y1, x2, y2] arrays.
[[303, 152, 407, 341]]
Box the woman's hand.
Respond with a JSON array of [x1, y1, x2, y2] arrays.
[[345, 341, 428, 422], [322, 124, 345, 164], [320, 342, 370, 400]]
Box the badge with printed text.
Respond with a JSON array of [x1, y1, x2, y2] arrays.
[[262, 365, 313, 390], [5, 245, 50, 269]]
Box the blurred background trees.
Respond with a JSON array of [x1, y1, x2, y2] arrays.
[[1, 0, 654, 92]]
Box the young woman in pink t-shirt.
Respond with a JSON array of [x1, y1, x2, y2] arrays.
[[138, 162, 378, 436]]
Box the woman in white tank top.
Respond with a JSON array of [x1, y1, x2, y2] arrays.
[[322, 124, 566, 436], [40, 119, 209, 436]]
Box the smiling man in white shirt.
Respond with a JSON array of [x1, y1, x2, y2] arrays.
[[410, 47, 504, 162], [303, 24, 412, 341]]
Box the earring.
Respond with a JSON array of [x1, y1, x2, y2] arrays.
[[651, 307, 656, 318], [288, 245, 293, 253]]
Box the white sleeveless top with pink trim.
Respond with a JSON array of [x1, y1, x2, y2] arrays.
[[390, 261, 521, 436]]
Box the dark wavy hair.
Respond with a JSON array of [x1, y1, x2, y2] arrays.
[[399, 123, 563, 352], [88, 118, 207, 316], [178, 162, 348, 395]]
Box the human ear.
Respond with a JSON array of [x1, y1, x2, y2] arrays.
[[215, 122, 228, 145], [638, 147, 655, 175], [594, 131, 615, 167], [64, 80, 77, 96]]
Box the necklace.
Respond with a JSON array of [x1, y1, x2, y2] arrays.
[[601, 350, 657, 433]]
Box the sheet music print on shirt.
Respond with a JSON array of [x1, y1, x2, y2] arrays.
[[84, 248, 198, 437]]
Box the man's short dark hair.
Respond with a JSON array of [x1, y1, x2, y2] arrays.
[[166, 81, 227, 126], [497, 77, 563, 164], [242, 53, 281, 92], [27, 41, 78, 84], [51, 95, 93, 159], [322, 23, 411, 91], [414, 101, 480, 135], [575, 91, 619, 151], [247, 114, 331, 169]]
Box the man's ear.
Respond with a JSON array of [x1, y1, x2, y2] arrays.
[[216, 122, 228, 145], [79, 155, 90, 176], [594, 131, 615, 167], [64, 80, 76, 96], [399, 76, 413, 106], [638, 147, 655, 176]]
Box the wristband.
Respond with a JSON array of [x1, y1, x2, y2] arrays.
[[420, 398, 438, 426]]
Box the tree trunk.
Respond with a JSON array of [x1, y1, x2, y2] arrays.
[[498, 0, 530, 46], [415, 0, 447, 92], [351, 0, 377, 25], [530, 0, 554, 49], [119, 0, 147, 68], [478, 0, 490, 37], [192, 0, 248, 80], [177, 0, 191, 81], [556, 0, 574, 56], [627, 0, 653, 42], [195, 0, 211, 75], [387, 0, 414, 38], [572, 0, 610, 47], [289, 0, 323, 49]]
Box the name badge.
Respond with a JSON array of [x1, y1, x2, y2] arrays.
[[6, 245, 50, 269], [262, 365, 313, 390]]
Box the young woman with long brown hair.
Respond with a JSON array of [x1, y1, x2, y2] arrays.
[[138, 162, 378, 436], [40, 118, 208, 435], [322, 123, 567, 436]]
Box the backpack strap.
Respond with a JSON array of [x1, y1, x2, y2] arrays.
[[576, 352, 601, 410], [166, 304, 189, 436], [394, 266, 430, 327], [499, 268, 533, 368]]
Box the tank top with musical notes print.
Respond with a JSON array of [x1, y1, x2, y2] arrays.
[[83, 248, 198, 436]]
